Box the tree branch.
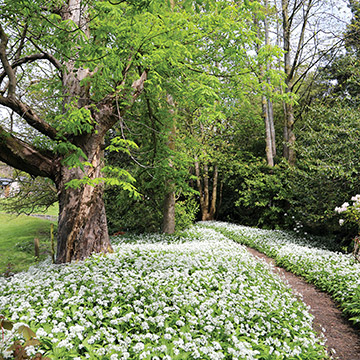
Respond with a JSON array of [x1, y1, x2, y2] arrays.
[[0, 95, 58, 140], [0, 53, 63, 86], [0, 24, 17, 97], [288, 0, 313, 82], [0, 125, 55, 179]]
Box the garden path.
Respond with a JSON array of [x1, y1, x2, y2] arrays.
[[245, 246, 360, 360]]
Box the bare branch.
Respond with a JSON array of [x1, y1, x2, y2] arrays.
[[288, 0, 313, 82]]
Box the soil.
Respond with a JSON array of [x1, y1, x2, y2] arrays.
[[245, 246, 360, 360]]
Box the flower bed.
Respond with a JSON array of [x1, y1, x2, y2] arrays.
[[0, 228, 327, 359], [201, 222, 360, 326]]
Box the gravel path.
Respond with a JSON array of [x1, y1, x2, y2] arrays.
[[246, 246, 360, 360]]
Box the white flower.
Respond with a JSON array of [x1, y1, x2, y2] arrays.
[[339, 219, 345, 226], [133, 342, 145, 353], [36, 327, 47, 337], [351, 194, 360, 204]]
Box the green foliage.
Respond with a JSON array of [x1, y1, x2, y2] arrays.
[[175, 195, 199, 231], [0, 175, 57, 215], [105, 187, 163, 234], [55, 103, 95, 137], [105, 137, 139, 155], [0, 316, 49, 360], [335, 195, 360, 234], [222, 160, 291, 229], [291, 103, 360, 237]]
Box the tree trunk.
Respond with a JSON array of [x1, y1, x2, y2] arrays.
[[268, 100, 276, 157], [208, 165, 218, 219], [262, 94, 274, 166], [162, 94, 176, 234], [55, 137, 112, 263], [256, 0, 274, 167], [162, 190, 175, 234], [281, 0, 313, 166], [194, 158, 217, 221], [283, 101, 296, 165]]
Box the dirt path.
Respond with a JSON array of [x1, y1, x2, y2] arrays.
[[245, 246, 360, 360]]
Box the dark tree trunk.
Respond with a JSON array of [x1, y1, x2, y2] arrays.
[[162, 189, 176, 234], [195, 159, 218, 221]]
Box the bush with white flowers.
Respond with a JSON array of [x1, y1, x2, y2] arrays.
[[335, 194, 360, 228], [0, 227, 328, 359]]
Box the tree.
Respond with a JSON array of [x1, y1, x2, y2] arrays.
[[0, 0, 201, 263], [274, 0, 345, 164]]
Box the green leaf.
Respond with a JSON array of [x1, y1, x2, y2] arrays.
[[17, 325, 37, 340]]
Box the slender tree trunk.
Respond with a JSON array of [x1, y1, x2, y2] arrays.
[[281, 0, 313, 166], [162, 189, 176, 234], [217, 179, 224, 220], [282, 0, 295, 164], [256, 1, 274, 166], [262, 94, 274, 166], [268, 100, 276, 157], [283, 100, 296, 164], [202, 163, 210, 220], [208, 165, 218, 219], [194, 158, 217, 221], [194, 157, 207, 221], [162, 95, 176, 234]]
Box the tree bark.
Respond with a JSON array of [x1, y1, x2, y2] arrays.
[[209, 165, 218, 219], [162, 95, 176, 234], [162, 190, 176, 234], [282, 0, 295, 164], [268, 100, 276, 157], [55, 162, 111, 263], [194, 158, 218, 221], [255, 1, 274, 167], [264, 0, 276, 160], [281, 0, 313, 166]]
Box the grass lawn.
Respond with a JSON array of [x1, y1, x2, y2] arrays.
[[0, 213, 56, 274], [0, 201, 59, 217]]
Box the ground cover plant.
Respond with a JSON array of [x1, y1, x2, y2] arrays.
[[0, 227, 328, 359], [201, 222, 360, 326], [0, 213, 56, 274]]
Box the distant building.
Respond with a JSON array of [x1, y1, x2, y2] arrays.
[[0, 178, 19, 198], [0, 178, 12, 198]]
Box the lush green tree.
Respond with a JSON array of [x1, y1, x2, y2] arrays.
[[3, 0, 260, 262], [291, 103, 360, 235], [104, 0, 280, 229]]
